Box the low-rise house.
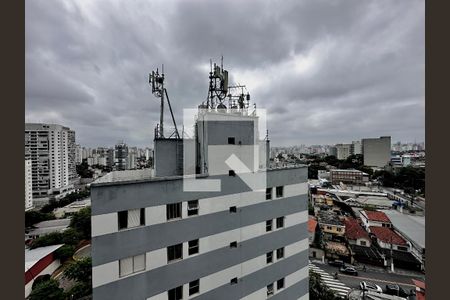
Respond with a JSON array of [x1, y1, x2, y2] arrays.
[[368, 226, 409, 252], [25, 244, 64, 298], [360, 210, 392, 230], [25, 218, 71, 240], [308, 216, 318, 245], [317, 211, 345, 241], [382, 209, 425, 271], [412, 279, 425, 300], [344, 217, 371, 247]]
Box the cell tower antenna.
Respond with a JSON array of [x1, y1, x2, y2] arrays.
[[149, 65, 180, 139]]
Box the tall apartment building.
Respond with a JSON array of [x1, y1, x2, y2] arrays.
[[91, 109, 309, 300], [25, 123, 76, 198], [351, 140, 362, 155], [335, 143, 352, 160], [362, 136, 391, 168], [25, 160, 33, 211], [114, 142, 129, 171], [75, 144, 83, 164]]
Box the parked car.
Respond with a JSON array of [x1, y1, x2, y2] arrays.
[[360, 281, 383, 293], [385, 284, 410, 297], [339, 266, 358, 276], [328, 259, 345, 267]]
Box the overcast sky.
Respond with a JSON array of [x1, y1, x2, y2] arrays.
[[25, 0, 424, 148]]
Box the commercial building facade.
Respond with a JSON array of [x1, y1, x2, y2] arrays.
[[329, 169, 369, 185], [91, 109, 309, 300], [362, 136, 391, 168]]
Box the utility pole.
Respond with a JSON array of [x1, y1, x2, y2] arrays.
[[390, 236, 395, 272], [160, 65, 164, 138]]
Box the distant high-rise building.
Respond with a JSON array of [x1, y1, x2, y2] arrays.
[[328, 146, 337, 157], [335, 143, 352, 160], [362, 136, 391, 168], [114, 142, 128, 170], [25, 123, 76, 198], [351, 140, 362, 155], [75, 144, 83, 164], [25, 160, 33, 211]]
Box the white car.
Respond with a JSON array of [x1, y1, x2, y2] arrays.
[[360, 281, 383, 293]]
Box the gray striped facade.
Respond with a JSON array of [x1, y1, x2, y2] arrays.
[[91, 167, 309, 300]]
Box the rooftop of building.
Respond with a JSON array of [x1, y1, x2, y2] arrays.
[[362, 210, 391, 223], [308, 216, 318, 233], [330, 169, 368, 175], [382, 210, 425, 249], [369, 226, 407, 246], [25, 244, 64, 272], [317, 211, 344, 226], [344, 217, 370, 240], [91, 164, 307, 187], [27, 218, 71, 237]]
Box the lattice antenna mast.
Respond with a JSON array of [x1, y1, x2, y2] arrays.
[[149, 65, 180, 139]]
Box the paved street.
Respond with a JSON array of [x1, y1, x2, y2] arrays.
[[311, 261, 425, 295]]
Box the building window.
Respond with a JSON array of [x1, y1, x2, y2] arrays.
[[360, 240, 367, 246], [266, 187, 272, 200], [266, 251, 273, 264], [187, 200, 199, 216], [337, 227, 342, 232], [167, 203, 182, 220], [397, 246, 408, 251], [188, 239, 199, 255], [118, 208, 145, 230], [228, 137, 235, 144], [276, 217, 284, 229], [276, 247, 284, 259], [230, 277, 238, 285], [229, 170, 236, 176], [168, 286, 183, 300], [277, 278, 285, 290], [326, 226, 332, 230], [230, 241, 238, 248], [167, 243, 183, 262], [189, 279, 200, 296], [119, 254, 146, 277], [266, 220, 273, 232], [267, 283, 274, 297], [276, 186, 284, 198], [229, 206, 237, 213]]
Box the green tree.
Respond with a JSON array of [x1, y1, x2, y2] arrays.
[[25, 211, 55, 228], [29, 279, 65, 300], [29, 232, 64, 249], [64, 257, 92, 284], [54, 244, 76, 262], [309, 270, 341, 300], [70, 207, 91, 240]]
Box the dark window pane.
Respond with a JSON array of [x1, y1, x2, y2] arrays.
[[140, 208, 145, 226], [188, 239, 199, 255], [266, 252, 273, 264], [229, 170, 236, 176], [276, 186, 284, 197], [230, 277, 238, 285], [266, 188, 272, 200], [266, 220, 272, 232], [230, 241, 237, 248], [118, 210, 127, 230], [277, 278, 285, 290], [276, 247, 284, 259], [168, 286, 183, 300], [167, 244, 183, 262], [167, 203, 182, 220], [276, 217, 284, 228], [228, 137, 235, 144], [188, 200, 199, 216], [229, 206, 237, 213], [189, 279, 200, 295]]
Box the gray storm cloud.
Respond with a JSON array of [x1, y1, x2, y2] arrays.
[[25, 0, 424, 147]]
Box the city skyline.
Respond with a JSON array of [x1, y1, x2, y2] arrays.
[[26, 0, 424, 147]]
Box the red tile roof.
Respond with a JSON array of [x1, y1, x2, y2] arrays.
[[369, 226, 407, 246], [308, 216, 318, 233], [363, 210, 391, 223], [344, 218, 370, 240]]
